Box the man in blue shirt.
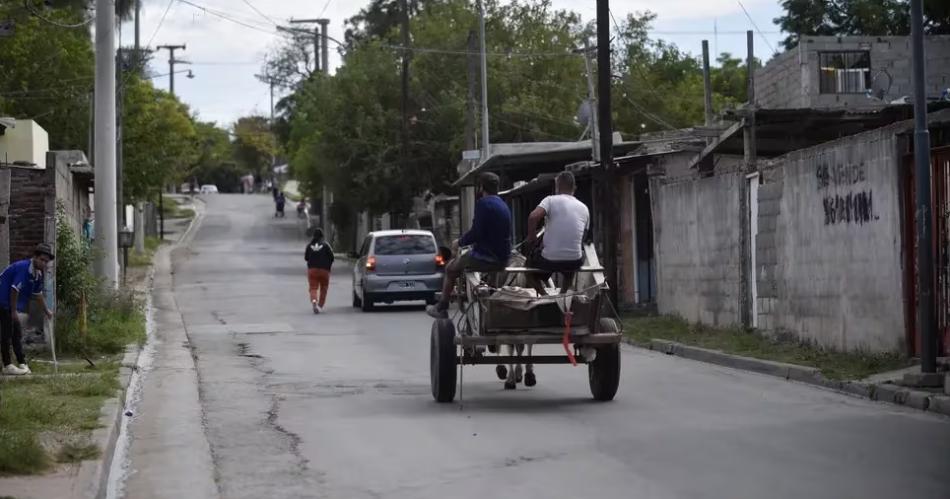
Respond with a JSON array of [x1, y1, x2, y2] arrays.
[[427, 172, 512, 319], [0, 243, 55, 375]]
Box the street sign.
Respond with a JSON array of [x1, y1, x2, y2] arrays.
[[462, 150, 481, 161]]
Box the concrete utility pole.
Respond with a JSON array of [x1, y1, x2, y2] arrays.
[[477, 0, 490, 160], [596, 0, 617, 304], [580, 40, 600, 162], [134, 0, 141, 53], [702, 40, 713, 126], [318, 19, 330, 76], [399, 0, 411, 226], [156, 44, 188, 240], [94, 0, 119, 286], [460, 30, 478, 235], [910, 0, 937, 376]]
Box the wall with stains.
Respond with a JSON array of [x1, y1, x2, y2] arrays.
[[652, 171, 743, 327], [756, 126, 905, 352]]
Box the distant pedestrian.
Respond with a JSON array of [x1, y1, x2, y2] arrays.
[[305, 229, 334, 314], [275, 192, 286, 218], [0, 243, 55, 375]]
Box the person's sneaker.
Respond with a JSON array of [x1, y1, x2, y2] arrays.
[[2, 364, 27, 376], [426, 303, 449, 319], [312, 301, 320, 314], [18, 364, 31, 374]]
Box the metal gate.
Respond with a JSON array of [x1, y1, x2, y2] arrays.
[[904, 146, 950, 357], [933, 147, 950, 356]]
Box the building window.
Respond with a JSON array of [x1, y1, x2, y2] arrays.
[[819, 51, 871, 94]]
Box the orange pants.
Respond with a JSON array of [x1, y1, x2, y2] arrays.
[[308, 268, 330, 307]]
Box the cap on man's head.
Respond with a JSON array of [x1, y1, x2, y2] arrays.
[[34, 243, 55, 260]]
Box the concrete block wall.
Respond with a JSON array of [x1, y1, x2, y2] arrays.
[[755, 47, 804, 109], [756, 35, 950, 110], [755, 126, 905, 352], [652, 171, 743, 327]]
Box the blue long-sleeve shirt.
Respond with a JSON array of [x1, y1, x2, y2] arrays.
[[460, 195, 512, 263]]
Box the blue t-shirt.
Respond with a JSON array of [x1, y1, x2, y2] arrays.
[[0, 259, 44, 312], [459, 195, 512, 263]]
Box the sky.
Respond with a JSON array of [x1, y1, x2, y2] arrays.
[[129, 0, 785, 127]]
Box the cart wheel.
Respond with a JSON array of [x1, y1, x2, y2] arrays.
[[430, 319, 457, 403], [589, 318, 621, 401], [352, 291, 362, 308], [361, 293, 375, 312]]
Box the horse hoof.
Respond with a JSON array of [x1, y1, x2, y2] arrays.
[[495, 365, 508, 380], [504, 380, 516, 390], [515, 365, 523, 383], [524, 371, 537, 387]]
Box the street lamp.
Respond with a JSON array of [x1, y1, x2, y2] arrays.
[[118, 226, 134, 284]]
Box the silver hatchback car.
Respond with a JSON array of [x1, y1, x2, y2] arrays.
[[352, 230, 445, 311]]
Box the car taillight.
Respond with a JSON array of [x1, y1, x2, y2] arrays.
[[365, 256, 376, 272], [435, 254, 445, 267]]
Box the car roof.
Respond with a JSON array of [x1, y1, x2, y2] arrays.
[[370, 229, 434, 238]]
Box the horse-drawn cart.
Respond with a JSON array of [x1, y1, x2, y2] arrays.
[[429, 242, 623, 403]]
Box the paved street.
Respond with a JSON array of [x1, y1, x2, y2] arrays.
[[121, 194, 950, 499]]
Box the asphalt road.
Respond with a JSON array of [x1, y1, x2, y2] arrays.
[[122, 194, 950, 499]]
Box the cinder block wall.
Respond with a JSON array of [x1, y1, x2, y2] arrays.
[[755, 35, 950, 110], [652, 172, 743, 327], [756, 125, 905, 352]]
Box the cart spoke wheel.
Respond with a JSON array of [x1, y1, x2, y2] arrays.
[[430, 319, 457, 403], [588, 318, 621, 401]]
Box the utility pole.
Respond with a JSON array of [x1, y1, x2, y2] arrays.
[[116, 48, 125, 232], [580, 40, 600, 162], [134, 0, 141, 53], [739, 30, 756, 327], [911, 0, 937, 376], [596, 0, 617, 304], [319, 19, 330, 76], [477, 0, 490, 160], [156, 44, 188, 240], [290, 19, 327, 74], [400, 0, 411, 229], [460, 30, 479, 235], [702, 40, 713, 126], [94, 0, 119, 286]]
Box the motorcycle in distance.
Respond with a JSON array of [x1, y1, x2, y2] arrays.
[[297, 199, 307, 219]]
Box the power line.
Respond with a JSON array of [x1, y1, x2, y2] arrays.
[[319, 0, 333, 17], [147, 0, 175, 48], [736, 0, 777, 54], [177, 0, 278, 35], [239, 0, 281, 26], [22, 0, 94, 29]]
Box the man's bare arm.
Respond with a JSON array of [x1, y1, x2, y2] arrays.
[[526, 207, 546, 244]]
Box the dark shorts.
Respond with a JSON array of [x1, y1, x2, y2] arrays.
[[447, 251, 506, 274]]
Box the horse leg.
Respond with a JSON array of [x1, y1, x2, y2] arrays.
[[524, 344, 537, 387], [514, 344, 524, 383], [504, 344, 517, 390]]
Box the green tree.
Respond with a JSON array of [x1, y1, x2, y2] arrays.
[[0, 3, 94, 150], [122, 77, 198, 202], [776, 0, 950, 49], [232, 116, 278, 179]]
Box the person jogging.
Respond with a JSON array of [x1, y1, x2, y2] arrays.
[[305, 229, 334, 314]]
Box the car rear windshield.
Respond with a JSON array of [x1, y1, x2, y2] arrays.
[[373, 235, 436, 255]]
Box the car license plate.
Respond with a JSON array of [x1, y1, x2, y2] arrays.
[[390, 281, 417, 290]]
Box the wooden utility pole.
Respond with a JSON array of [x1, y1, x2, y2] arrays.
[[596, 0, 617, 304]]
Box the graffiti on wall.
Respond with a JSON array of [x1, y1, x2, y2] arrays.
[[816, 160, 878, 225]]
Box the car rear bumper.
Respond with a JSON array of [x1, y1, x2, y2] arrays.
[[363, 273, 443, 301]]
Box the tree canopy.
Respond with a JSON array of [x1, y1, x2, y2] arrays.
[[776, 0, 950, 49]]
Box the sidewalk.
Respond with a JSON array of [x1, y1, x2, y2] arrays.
[[0, 199, 202, 499], [623, 314, 950, 418]]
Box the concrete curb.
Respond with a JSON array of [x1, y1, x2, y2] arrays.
[[74, 344, 141, 499], [629, 338, 950, 418]]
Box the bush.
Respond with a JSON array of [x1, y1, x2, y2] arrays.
[[54, 206, 146, 356]]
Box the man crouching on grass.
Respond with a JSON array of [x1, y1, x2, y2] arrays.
[[0, 243, 55, 375]]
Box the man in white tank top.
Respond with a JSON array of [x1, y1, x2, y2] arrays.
[[525, 171, 590, 294]]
